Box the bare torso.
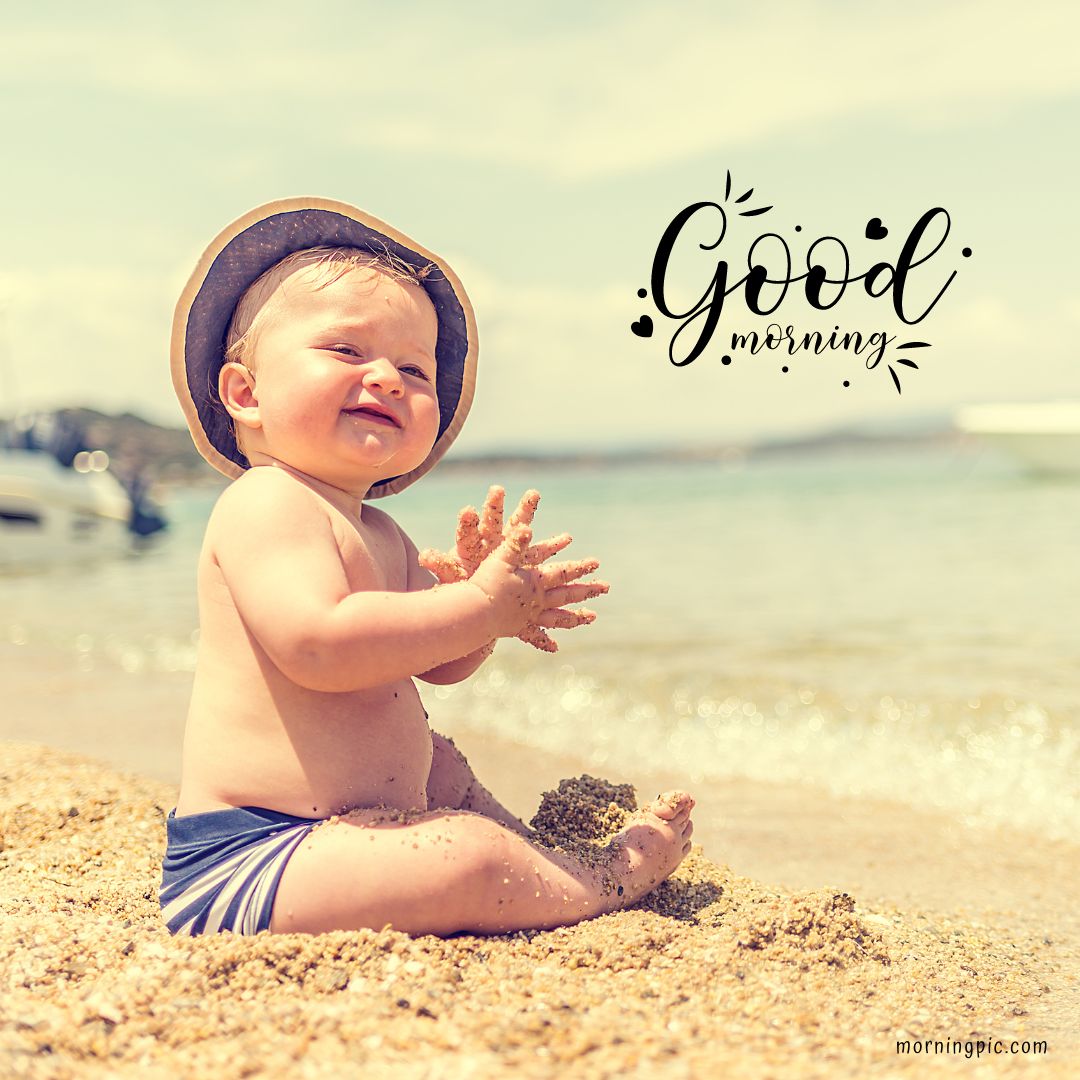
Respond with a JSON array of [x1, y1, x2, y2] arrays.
[[174, 485, 433, 819]]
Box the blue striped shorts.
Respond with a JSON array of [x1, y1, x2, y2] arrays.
[[159, 806, 322, 936]]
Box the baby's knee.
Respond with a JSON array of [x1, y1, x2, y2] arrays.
[[426, 731, 475, 809], [440, 813, 514, 889], [431, 730, 468, 769]]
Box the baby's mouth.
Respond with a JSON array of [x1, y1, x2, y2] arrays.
[[343, 404, 401, 428]]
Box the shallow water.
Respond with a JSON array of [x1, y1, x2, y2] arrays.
[[3, 440, 1078, 838]]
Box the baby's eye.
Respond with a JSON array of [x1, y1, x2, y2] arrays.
[[401, 364, 432, 382], [327, 345, 361, 358]]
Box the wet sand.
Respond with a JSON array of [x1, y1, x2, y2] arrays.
[[2, 738, 1077, 1078]]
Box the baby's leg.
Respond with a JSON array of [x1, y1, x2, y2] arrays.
[[426, 730, 533, 837], [270, 792, 694, 936]]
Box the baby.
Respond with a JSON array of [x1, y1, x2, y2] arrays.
[[162, 198, 694, 937]]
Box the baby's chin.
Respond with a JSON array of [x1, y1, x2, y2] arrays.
[[341, 443, 439, 485], [350, 431, 437, 466], [244, 430, 438, 488]]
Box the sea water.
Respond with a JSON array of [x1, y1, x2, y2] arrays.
[[3, 441, 1078, 839]]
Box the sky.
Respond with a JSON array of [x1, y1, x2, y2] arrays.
[[0, 0, 1077, 454]]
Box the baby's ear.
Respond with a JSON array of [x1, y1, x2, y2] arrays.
[[219, 362, 262, 430]]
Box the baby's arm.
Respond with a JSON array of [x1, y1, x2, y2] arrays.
[[397, 525, 496, 685], [416, 641, 495, 686], [212, 471, 546, 693]]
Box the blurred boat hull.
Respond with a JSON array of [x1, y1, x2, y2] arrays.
[[1, 450, 134, 568], [955, 403, 1080, 475]]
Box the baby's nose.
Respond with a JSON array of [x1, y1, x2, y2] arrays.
[[363, 359, 404, 396]]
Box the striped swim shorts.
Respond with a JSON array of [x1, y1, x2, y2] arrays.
[[159, 805, 322, 936]]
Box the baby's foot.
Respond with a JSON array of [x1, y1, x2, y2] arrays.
[[602, 791, 695, 910]]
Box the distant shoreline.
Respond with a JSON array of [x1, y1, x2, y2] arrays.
[[3, 406, 964, 487]]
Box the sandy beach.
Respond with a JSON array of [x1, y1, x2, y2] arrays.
[[2, 735, 1077, 1078]]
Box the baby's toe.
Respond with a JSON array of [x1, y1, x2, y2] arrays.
[[648, 790, 695, 821]]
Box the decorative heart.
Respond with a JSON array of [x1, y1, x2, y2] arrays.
[[631, 314, 653, 338], [865, 217, 888, 240]]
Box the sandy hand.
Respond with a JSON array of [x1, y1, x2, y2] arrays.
[[468, 525, 548, 638], [518, 557, 609, 652], [418, 486, 607, 652], [419, 487, 568, 583]]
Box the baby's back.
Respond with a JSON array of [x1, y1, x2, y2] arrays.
[[174, 468, 434, 819]]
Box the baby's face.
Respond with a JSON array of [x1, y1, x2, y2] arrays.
[[237, 266, 441, 493]]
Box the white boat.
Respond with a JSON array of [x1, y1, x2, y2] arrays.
[[955, 402, 1080, 475], [1, 412, 167, 568], [0, 448, 138, 566]]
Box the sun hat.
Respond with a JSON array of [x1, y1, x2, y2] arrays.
[[171, 196, 478, 498]]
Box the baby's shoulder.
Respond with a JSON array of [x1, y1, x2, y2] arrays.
[[214, 466, 321, 515], [205, 469, 328, 549]]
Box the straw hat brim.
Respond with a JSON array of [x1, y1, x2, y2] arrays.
[[170, 196, 477, 498]]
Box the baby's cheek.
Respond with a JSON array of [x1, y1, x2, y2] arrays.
[[284, 406, 324, 438], [416, 397, 442, 441]]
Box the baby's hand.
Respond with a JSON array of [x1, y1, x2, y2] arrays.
[[469, 525, 610, 647], [518, 556, 608, 652], [468, 525, 548, 638], [418, 486, 570, 583], [418, 486, 608, 652]]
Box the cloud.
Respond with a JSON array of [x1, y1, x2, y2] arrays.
[[0, 266, 179, 423], [1, 2, 1073, 442], [3, 2, 1077, 181]]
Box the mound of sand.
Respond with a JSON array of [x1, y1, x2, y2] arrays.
[[0, 743, 1065, 1078]]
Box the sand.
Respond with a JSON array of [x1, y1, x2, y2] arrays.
[[1, 742, 1076, 1078]]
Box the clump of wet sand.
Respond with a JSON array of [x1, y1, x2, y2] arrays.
[[529, 774, 637, 849], [0, 743, 1070, 1078]]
